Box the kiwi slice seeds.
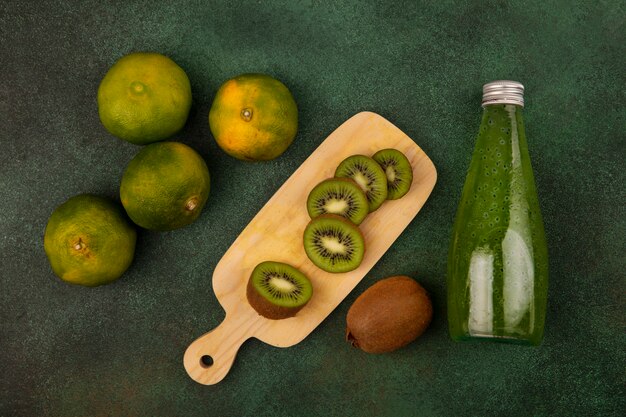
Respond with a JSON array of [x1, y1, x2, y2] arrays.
[[303, 214, 365, 273], [247, 261, 313, 320], [307, 178, 369, 225], [373, 149, 413, 200], [335, 155, 388, 212]]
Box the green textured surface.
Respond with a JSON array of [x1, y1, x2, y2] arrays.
[[1, 1, 624, 416]]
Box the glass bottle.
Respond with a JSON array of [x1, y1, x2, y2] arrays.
[[447, 81, 548, 345]]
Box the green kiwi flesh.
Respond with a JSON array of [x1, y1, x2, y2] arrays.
[[307, 178, 369, 225], [247, 261, 313, 320], [372, 149, 413, 200], [303, 214, 365, 273], [334, 155, 388, 212]]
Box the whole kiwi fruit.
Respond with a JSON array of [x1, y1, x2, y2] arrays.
[[346, 275, 432, 353]]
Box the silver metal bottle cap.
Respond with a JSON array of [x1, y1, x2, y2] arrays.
[[481, 80, 524, 107]]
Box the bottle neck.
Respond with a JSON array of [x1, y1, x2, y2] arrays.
[[482, 104, 523, 124], [478, 104, 525, 145], [483, 103, 523, 112]]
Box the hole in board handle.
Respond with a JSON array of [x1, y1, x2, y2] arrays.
[[200, 355, 214, 368]]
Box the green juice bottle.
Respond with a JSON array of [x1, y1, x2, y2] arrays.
[[447, 81, 548, 345]]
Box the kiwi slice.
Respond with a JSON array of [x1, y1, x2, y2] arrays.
[[307, 178, 369, 225], [246, 261, 313, 320], [372, 149, 413, 200], [335, 155, 388, 212], [303, 214, 365, 273]]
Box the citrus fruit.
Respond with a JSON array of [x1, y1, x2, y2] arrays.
[[98, 52, 192, 145], [209, 73, 298, 161], [120, 142, 210, 230], [44, 194, 137, 286]]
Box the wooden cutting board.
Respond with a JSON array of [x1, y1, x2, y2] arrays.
[[184, 111, 437, 385]]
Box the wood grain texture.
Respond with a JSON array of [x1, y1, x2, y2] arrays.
[[184, 112, 437, 385]]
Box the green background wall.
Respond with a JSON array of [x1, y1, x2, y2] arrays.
[[1, 1, 624, 416]]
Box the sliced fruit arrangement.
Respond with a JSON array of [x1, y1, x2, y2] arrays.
[[346, 275, 432, 353], [120, 141, 210, 231], [246, 261, 313, 320], [306, 178, 368, 225], [303, 214, 365, 273], [303, 148, 413, 273], [373, 148, 414, 200], [49, 50, 429, 361], [335, 155, 388, 212]]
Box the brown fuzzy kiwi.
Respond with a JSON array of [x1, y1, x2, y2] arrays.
[[346, 275, 432, 353]]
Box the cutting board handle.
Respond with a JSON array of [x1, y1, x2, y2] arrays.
[[183, 315, 252, 385]]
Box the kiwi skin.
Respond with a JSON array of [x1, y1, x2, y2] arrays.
[[246, 262, 312, 320], [247, 280, 304, 320], [346, 276, 432, 353]]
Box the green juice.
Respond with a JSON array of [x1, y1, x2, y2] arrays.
[[448, 82, 548, 345]]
